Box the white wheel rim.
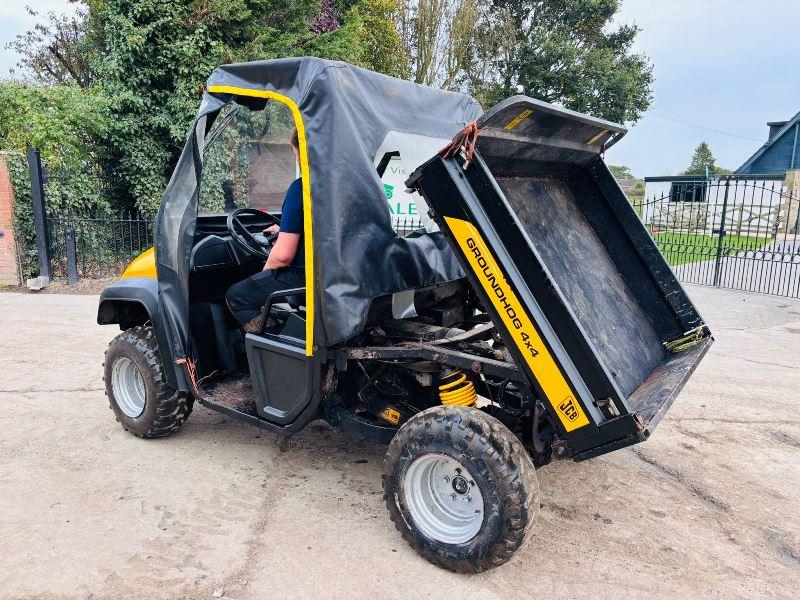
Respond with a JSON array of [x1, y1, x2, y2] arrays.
[[403, 453, 484, 544], [111, 357, 146, 418]]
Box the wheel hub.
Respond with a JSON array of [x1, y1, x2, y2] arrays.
[[111, 356, 146, 418], [451, 475, 469, 495], [402, 454, 484, 544]]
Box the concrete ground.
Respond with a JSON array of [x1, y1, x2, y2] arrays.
[[0, 285, 798, 599]]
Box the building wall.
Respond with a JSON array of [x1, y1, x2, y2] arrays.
[[0, 153, 20, 285], [246, 142, 296, 212], [785, 169, 800, 233], [643, 178, 778, 208]]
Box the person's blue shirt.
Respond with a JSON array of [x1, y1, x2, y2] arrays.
[[280, 177, 304, 271]]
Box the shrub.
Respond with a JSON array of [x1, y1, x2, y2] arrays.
[[0, 82, 111, 276]]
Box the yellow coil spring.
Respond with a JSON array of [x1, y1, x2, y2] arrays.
[[438, 370, 477, 407]]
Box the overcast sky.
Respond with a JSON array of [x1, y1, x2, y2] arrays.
[[0, 1, 79, 74], [1, 1, 798, 177], [613, 0, 800, 177]]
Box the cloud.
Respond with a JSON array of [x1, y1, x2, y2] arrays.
[[0, 1, 79, 76], [0, 1, 76, 21]]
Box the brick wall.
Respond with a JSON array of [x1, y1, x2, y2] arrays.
[[0, 153, 20, 285]]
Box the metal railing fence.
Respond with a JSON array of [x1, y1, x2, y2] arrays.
[[46, 212, 154, 279], [639, 175, 800, 297]]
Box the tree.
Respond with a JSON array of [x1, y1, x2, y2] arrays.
[[4, 5, 102, 89], [686, 142, 715, 176], [398, 0, 479, 90], [6, 1, 407, 213], [608, 165, 634, 179], [0, 81, 111, 275], [685, 141, 730, 176], [338, 1, 409, 78], [399, 0, 653, 122], [478, 0, 653, 122], [92, 0, 407, 212], [0, 81, 110, 211]]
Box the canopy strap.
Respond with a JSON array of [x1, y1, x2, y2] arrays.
[[440, 121, 480, 167]]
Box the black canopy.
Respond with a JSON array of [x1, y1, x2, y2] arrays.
[[155, 58, 482, 361]]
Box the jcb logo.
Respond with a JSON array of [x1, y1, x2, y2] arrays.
[[558, 396, 580, 422]]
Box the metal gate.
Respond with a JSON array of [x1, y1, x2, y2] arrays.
[[638, 175, 800, 297]]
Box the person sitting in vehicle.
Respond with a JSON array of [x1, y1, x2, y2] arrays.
[[226, 129, 305, 333]]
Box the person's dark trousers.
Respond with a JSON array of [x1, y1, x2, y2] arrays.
[[225, 268, 305, 327]]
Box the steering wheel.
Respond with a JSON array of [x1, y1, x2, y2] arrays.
[[227, 208, 281, 259]]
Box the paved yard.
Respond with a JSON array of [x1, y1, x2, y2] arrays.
[[0, 285, 799, 599]]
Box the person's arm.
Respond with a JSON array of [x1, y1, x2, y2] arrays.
[[264, 232, 300, 270], [265, 178, 303, 270]]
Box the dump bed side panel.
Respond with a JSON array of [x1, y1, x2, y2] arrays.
[[410, 155, 643, 453]]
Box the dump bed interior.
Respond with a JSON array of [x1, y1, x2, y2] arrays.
[[497, 176, 665, 399], [495, 174, 710, 429], [410, 96, 713, 457], [479, 98, 712, 432]]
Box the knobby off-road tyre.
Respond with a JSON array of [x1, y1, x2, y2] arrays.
[[383, 405, 540, 573], [103, 325, 193, 438]]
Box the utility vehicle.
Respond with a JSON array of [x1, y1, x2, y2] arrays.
[[99, 58, 712, 572]]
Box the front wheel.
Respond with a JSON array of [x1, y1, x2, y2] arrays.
[[103, 325, 192, 438], [383, 405, 540, 573]]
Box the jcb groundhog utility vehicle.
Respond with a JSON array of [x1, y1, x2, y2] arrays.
[[98, 58, 713, 572]]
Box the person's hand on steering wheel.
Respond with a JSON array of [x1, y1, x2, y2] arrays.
[[262, 224, 280, 247], [227, 208, 280, 259]]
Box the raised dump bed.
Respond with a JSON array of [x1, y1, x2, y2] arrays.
[[408, 96, 713, 459]]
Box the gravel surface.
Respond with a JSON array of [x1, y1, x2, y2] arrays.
[[0, 285, 798, 599], [1, 277, 116, 295]]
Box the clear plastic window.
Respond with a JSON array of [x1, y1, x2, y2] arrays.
[[376, 151, 423, 235], [199, 101, 297, 214], [373, 131, 452, 235]]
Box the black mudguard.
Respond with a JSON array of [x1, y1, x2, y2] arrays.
[[97, 277, 187, 391]]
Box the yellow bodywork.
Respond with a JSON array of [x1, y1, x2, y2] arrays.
[[443, 216, 590, 432], [121, 247, 157, 279]]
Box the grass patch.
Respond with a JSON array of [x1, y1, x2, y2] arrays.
[[651, 232, 770, 266]]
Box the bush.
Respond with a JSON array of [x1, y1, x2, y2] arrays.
[[0, 82, 111, 276], [2, 1, 409, 275]]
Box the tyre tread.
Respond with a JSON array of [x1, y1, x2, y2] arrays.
[[103, 325, 192, 438], [382, 405, 539, 573]]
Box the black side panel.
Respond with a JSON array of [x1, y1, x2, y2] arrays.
[[97, 277, 186, 390], [245, 335, 319, 426], [585, 160, 705, 332], [628, 337, 712, 431]]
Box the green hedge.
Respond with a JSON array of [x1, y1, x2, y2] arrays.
[[4, 153, 35, 276], [0, 82, 111, 276]]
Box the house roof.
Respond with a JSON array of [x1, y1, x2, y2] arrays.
[[616, 178, 638, 189], [736, 110, 800, 174]]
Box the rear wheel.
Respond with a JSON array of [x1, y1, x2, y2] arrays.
[[104, 325, 192, 438], [383, 405, 540, 573]]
